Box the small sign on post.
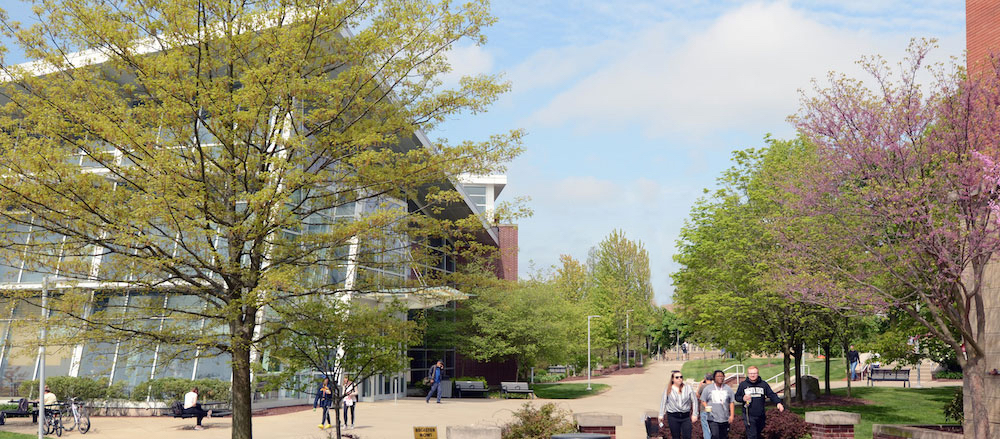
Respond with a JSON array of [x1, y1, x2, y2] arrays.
[[414, 426, 438, 439]]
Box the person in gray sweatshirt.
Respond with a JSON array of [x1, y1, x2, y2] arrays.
[[700, 370, 735, 439], [659, 370, 699, 439]]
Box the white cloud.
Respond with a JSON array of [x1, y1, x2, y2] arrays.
[[441, 44, 496, 86], [525, 2, 962, 138]]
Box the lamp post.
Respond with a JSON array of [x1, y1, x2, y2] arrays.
[[38, 276, 51, 439], [625, 309, 632, 368], [587, 315, 601, 391]]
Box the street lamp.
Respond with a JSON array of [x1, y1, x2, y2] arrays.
[[625, 310, 632, 368], [587, 315, 601, 391]]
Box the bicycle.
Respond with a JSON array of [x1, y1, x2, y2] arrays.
[[61, 397, 91, 434], [42, 405, 63, 437]]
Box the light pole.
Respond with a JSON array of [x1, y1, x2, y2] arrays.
[[38, 276, 51, 439], [587, 315, 601, 391], [625, 310, 632, 368]]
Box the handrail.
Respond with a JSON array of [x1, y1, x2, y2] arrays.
[[765, 365, 812, 386], [723, 364, 745, 383]]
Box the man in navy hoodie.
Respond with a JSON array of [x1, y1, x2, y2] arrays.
[[734, 366, 784, 439]]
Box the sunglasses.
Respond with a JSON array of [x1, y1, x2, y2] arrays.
[[673, 375, 683, 379]]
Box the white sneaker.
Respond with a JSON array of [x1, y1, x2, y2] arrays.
[[194, 425, 205, 430]]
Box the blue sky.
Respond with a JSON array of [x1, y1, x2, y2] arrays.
[[1, 1, 967, 304], [430, 0, 965, 304]]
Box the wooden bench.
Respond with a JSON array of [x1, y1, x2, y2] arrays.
[[454, 381, 488, 398], [867, 368, 910, 387], [501, 382, 534, 398]]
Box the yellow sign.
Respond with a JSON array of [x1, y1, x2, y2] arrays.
[[414, 426, 438, 439]]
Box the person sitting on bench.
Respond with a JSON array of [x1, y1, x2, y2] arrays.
[[183, 387, 212, 430]]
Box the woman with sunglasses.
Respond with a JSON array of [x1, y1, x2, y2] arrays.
[[659, 370, 698, 439]]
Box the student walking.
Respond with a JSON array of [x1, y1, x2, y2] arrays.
[[659, 370, 698, 439], [342, 377, 357, 429], [425, 359, 445, 403], [700, 370, 735, 439], [734, 366, 784, 439], [314, 378, 333, 429], [847, 346, 860, 381], [696, 372, 713, 439]]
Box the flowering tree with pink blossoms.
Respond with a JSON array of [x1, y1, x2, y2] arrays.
[[785, 40, 998, 438]]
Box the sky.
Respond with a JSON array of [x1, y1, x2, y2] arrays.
[[0, 1, 967, 305], [429, 0, 966, 304]]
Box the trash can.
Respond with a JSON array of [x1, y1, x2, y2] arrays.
[[551, 434, 611, 439]]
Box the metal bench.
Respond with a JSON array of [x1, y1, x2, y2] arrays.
[[500, 382, 534, 398], [867, 368, 910, 387], [0, 398, 37, 425], [168, 401, 232, 419], [454, 381, 488, 398]]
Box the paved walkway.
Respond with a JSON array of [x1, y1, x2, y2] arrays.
[[0, 358, 958, 439]]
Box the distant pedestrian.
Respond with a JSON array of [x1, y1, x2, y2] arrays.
[[342, 377, 357, 429], [847, 345, 860, 381], [314, 377, 333, 429], [696, 372, 713, 439], [659, 370, 698, 439], [681, 342, 690, 361], [700, 370, 734, 439], [734, 366, 784, 439], [425, 359, 445, 403]]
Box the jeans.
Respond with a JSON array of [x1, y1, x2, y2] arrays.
[[426, 381, 442, 403], [746, 414, 766, 439], [708, 421, 729, 439], [319, 405, 330, 425], [666, 411, 692, 439], [343, 404, 355, 425], [850, 361, 858, 380], [700, 410, 710, 439]]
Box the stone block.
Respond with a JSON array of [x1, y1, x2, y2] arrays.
[[799, 375, 820, 402], [574, 412, 623, 427], [806, 410, 861, 426], [446, 425, 501, 439]]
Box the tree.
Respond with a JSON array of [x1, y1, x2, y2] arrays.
[[457, 280, 582, 379], [553, 254, 588, 303], [787, 40, 997, 437], [0, 1, 520, 438], [260, 298, 419, 439], [588, 230, 654, 366]]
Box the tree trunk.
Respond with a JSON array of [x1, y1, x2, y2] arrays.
[[963, 354, 991, 439], [793, 342, 803, 403], [335, 401, 343, 439], [782, 342, 792, 406], [231, 334, 253, 439], [822, 342, 831, 396]]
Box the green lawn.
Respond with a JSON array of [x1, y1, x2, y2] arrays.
[[789, 386, 959, 438], [681, 357, 848, 384], [0, 432, 39, 439], [531, 383, 610, 399]]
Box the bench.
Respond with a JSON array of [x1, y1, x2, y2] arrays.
[[867, 368, 910, 387], [547, 365, 568, 374], [0, 398, 37, 425], [501, 382, 534, 398], [168, 401, 232, 419], [454, 381, 489, 398]]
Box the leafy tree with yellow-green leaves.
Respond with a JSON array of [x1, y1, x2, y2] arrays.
[[0, 1, 520, 438]]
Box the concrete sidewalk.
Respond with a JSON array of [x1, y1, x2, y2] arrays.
[[0, 360, 682, 439]]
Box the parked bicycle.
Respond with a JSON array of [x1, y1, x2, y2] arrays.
[[43, 404, 63, 437], [61, 397, 91, 434]]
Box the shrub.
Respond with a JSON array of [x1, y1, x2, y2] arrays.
[[131, 377, 231, 402], [18, 376, 117, 400], [944, 387, 963, 423], [657, 409, 808, 439], [933, 371, 963, 380], [532, 373, 565, 384], [453, 376, 487, 384], [501, 402, 576, 439]]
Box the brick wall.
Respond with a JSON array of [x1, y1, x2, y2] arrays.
[[494, 224, 518, 281], [579, 425, 616, 438], [811, 424, 854, 439], [968, 0, 1000, 75]]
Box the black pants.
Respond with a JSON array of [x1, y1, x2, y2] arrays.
[[183, 404, 208, 426], [708, 420, 729, 439], [343, 404, 355, 425], [746, 414, 766, 439], [666, 411, 692, 439]]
